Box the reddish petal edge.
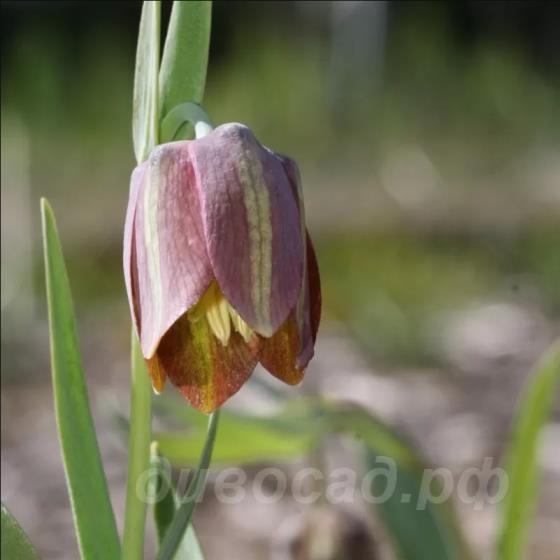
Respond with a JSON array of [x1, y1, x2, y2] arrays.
[[259, 234, 321, 384], [259, 315, 305, 385], [149, 310, 262, 413], [145, 353, 166, 394], [277, 153, 321, 368], [297, 232, 321, 368]]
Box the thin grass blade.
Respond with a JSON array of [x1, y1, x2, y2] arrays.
[[497, 343, 560, 560], [156, 411, 219, 560], [150, 443, 206, 560]]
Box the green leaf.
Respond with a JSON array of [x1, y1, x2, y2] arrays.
[[156, 398, 471, 560], [497, 343, 560, 560], [133, 0, 161, 163], [122, 332, 153, 560], [159, 0, 212, 139], [150, 444, 206, 560], [325, 403, 422, 470], [326, 403, 471, 560], [151, 443, 176, 546], [156, 406, 316, 466], [1, 504, 38, 560], [124, 2, 161, 556], [40, 199, 120, 560], [156, 411, 220, 560], [365, 451, 466, 560]]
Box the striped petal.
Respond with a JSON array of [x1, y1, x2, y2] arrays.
[[129, 143, 214, 358], [278, 155, 321, 366], [189, 123, 304, 337], [149, 311, 261, 413], [259, 233, 321, 384]]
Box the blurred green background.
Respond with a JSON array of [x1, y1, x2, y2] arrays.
[[2, 1, 558, 369], [1, 2, 559, 559]]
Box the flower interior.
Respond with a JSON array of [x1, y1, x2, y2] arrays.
[[188, 280, 254, 345]]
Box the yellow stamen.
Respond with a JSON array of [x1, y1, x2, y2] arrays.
[[229, 306, 254, 343], [206, 294, 231, 345], [188, 281, 254, 345]]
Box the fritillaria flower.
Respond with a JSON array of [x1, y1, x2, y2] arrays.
[[124, 123, 320, 412]]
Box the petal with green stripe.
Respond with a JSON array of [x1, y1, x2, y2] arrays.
[[127, 143, 214, 359], [191, 124, 304, 337]]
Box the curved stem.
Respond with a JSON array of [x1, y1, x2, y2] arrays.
[[156, 410, 220, 560], [160, 101, 214, 142]]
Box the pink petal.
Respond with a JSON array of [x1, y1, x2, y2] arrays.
[[189, 124, 304, 337], [278, 155, 321, 367], [123, 165, 144, 336], [130, 143, 214, 358]]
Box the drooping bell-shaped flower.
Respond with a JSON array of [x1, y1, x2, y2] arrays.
[[124, 123, 321, 412]]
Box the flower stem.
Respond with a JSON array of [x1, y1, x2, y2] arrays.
[[122, 330, 153, 560]]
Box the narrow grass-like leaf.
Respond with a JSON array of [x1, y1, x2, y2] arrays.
[[326, 403, 471, 560], [41, 199, 120, 560], [150, 444, 206, 560], [365, 450, 466, 560], [497, 343, 560, 560], [159, 0, 212, 139], [122, 332, 153, 560], [156, 411, 219, 560], [1, 504, 38, 560], [132, 0, 161, 162], [151, 442, 176, 545]]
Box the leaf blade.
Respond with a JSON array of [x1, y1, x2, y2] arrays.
[[156, 411, 219, 560], [150, 443, 177, 545], [133, 0, 161, 162], [327, 404, 472, 560], [41, 199, 120, 560], [497, 343, 560, 560], [159, 0, 212, 137], [150, 444, 206, 560], [1, 504, 39, 560], [156, 407, 316, 466]]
